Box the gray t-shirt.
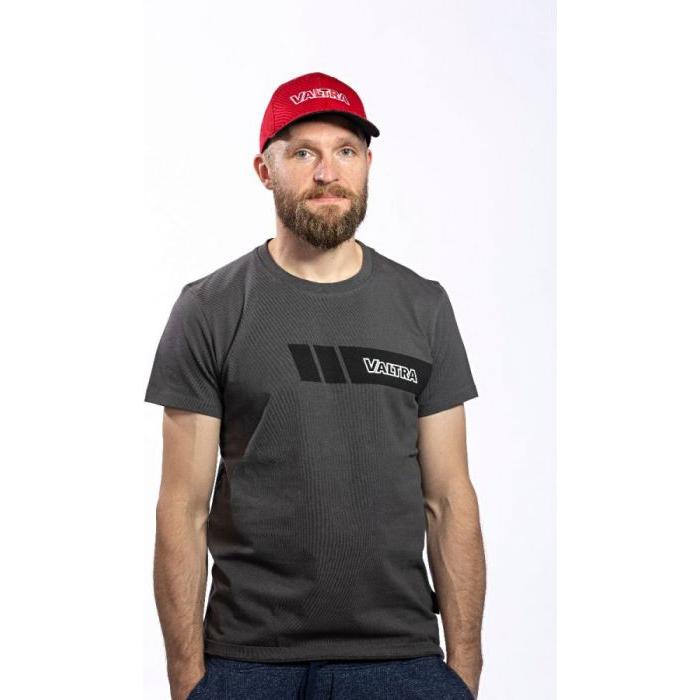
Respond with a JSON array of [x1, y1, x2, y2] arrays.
[[144, 237, 478, 663]]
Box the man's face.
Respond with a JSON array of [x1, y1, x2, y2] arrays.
[[263, 115, 372, 250]]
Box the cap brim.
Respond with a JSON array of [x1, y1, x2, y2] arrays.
[[264, 109, 380, 151], [320, 110, 380, 138]]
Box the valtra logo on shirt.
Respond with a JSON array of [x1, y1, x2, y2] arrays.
[[288, 343, 432, 395], [363, 356, 418, 384], [289, 88, 351, 106]]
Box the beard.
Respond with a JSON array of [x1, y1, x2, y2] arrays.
[[270, 177, 368, 251]]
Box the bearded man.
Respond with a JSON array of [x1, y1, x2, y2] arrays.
[[145, 71, 485, 700]]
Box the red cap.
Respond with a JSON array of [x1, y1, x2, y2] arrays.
[[259, 71, 380, 153]]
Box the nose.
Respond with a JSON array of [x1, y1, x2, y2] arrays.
[[313, 153, 338, 184]]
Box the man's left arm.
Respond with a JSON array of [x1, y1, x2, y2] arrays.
[[417, 403, 485, 697]]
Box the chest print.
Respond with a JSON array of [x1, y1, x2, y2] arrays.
[[287, 343, 432, 395]]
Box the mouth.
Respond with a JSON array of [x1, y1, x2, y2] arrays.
[[308, 195, 347, 203]]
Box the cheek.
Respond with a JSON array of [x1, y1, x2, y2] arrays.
[[274, 171, 306, 195], [286, 168, 314, 188], [348, 166, 368, 191]]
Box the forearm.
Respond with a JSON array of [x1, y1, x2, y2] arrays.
[[154, 501, 209, 697], [425, 482, 486, 691]]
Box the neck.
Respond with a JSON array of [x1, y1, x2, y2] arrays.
[[267, 232, 362, 284]]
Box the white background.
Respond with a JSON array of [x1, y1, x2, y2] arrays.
[[141, 1, 554, 698], [2, 1, 698, 699]]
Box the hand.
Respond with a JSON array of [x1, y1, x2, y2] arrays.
[[447, 660, 480, 698], [169, 666, 206, 700]]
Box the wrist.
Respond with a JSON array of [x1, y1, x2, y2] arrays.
[[447, 646, 483, 679], [167, 659, 206, 686]]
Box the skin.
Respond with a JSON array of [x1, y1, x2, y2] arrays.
[[153, 409, 219, 700], [419, 405, 486, 697], [153, 114, 485, 699]]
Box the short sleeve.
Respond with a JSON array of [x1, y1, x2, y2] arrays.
[[144, 286, 224, 418], [417, 284, 478, 417]]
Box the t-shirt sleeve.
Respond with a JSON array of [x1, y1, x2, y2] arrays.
[[144, 286, 224, 419], [416, 284, 478, 417]]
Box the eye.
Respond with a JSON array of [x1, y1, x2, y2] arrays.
[[294, 149, 312, 160], [340, 147, 356, 157]]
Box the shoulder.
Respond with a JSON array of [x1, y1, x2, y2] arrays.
[[179, 246, 257, 318], [370, 244, 446, 311]]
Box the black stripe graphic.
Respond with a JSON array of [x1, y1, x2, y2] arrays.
[[313, 345, 347, 383], [338, 345, 432, 395], [288, 344, 321, 382]]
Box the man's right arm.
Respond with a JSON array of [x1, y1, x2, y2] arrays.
[[154, 407, 221, 700]]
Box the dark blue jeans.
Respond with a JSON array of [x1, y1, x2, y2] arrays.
[[187, 653, 475, 699]]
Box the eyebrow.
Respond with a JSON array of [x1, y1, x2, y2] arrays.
[[285, 135, 362, 152]]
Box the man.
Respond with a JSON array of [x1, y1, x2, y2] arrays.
[[145, 71, 486, 700]]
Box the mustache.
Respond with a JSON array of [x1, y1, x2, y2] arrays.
[[306, 187, 352, 199]]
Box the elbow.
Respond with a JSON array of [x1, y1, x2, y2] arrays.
[[155, 495, 209, 530], [424, 483, 480, 528]]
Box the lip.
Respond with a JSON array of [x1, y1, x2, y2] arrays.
[[308, 196, 346, 203]]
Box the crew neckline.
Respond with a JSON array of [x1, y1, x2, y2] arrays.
[[256, 237, 375, 295]]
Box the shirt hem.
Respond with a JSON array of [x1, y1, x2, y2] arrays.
[[143, 389, 223, 419], [203, 638, 444, 663], [417, 386, 478, 417]]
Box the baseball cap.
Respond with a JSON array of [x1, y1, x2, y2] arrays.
[[259, 71, 380, 154]]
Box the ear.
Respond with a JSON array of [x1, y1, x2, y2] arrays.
[[253, 153, 274, 190]]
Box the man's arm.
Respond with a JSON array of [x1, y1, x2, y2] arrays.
[[154, 407, 220, 700], [417, 404, 485, 697]]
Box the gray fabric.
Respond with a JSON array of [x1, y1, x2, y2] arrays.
[[145, 237, 478, 662]]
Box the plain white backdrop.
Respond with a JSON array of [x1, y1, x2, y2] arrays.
[[141, 1, 554, 699], [5, 1, 698, 699]]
